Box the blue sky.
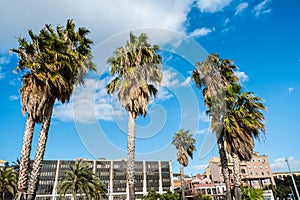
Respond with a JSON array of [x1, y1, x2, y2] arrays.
[[0, 0, 300, 175]]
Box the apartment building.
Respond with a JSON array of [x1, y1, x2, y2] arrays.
[[185, 174, 226, 199], [206, 153, 275, 189], [35, 159, 173, 200]]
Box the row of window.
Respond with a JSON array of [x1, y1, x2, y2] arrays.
[[249, 171, 270, 176]]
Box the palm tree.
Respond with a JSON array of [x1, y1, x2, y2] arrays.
[[242, 186, 264, 200], [172, 129, 196, 200], [57, 160, 103, 200], [106, 32, 162, 200], [192, 53, 239, 200], [223, 87, 266, 200], [11, 19, 96, 200], [0, 166, 18, 200], [94, 180, 108, 199]]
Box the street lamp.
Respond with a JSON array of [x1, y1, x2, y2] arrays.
[[285, 158, 300, 200]]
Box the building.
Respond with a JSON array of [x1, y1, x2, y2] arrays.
[[273, 171, 300, 180], [185, 174, 226, 199], [206, 153, 275, 189], [35, 159, 173, 200], [0, 159, 8, 167]]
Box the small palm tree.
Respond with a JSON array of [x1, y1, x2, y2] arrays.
[[172, 129, 196, 200], [0, 166, 18, 200], [11, 19, 96, 200], [57, 160, 103, 200], [242, 186, 264, 200], [106, 32, 162, 200]]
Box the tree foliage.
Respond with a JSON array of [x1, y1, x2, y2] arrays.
[[0, 166, 18, 200]]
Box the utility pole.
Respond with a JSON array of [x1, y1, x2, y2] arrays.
[[286, 157, 300, 200]]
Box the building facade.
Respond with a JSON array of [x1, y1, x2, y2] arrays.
[[185, 174, 226, 199], [206, 153, 275, 189], [35, 159, 173, 200]]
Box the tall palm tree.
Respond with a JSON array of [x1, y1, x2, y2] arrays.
[[57, 160, 104, 200], [192, 53, 238, 200], [172, 129, 196, 200], [0, 166, 18, 200], [106, 32, 162, 200], [11, 19, 96, 200], [223, 87, 266, 200]]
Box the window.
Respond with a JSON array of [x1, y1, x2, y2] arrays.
[[260, 165, 263, 169], [252, 159, 255, 162], [262, 172, 264, 175], [250, 172, 253, 176], [207, 188, 211, 194], [258, 159, 261, 162], [241, 169, 246, 174], [267, 171, 270, 175]]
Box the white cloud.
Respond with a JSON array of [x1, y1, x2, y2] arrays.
[[0, 56, 10, 65], [192, 164, 207, 171], [235, 2, 249, 16], [9, 95, 19, 101], [234, 71, 249, 83], [181, 77, 192, 87], [198, 112, 211, 123], [155, 87, 174, 101], [196, 0, 232, 13], [161, 70, 179, 88], [0, 0, 194, 52], [224, 18, 230, 26], [188, 27, 215, 38], [271, 157, 300, 171], [288, 87, 295, 93], [53, 78, 125, 123], [254, 0, 272, 17], [195, 128, 210, 135]]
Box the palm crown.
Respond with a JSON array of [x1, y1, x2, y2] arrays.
[[106, 32, 162, 119]]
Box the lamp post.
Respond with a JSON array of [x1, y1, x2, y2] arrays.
[[286, 158, 300, 200]]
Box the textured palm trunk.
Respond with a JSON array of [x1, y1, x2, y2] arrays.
[[232, 153, 242, 200], [17, 116, 35, 200], [27, 106, 53, 200], [180, 163, 185, 200], [217, 138, 232, 200], [127, 112, 136, 200]]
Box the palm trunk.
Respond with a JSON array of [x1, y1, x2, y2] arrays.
[[27, 107, 53, 200], [180, 163, 185, 200], [17, 116, 35, 200], [217, 137, 232, 200], [233, 153, 242, 200], [127, 112, 136, 200]]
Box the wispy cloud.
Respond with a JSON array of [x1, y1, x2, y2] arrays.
[[9, 95, 19, 101], [196, 0, 232, 13], [235, 2, 249, 16], [1, 0, 195, 52], [234, 71, 249, 83], [192, 164, 207, 171], [271, 156, 300, 171], [253, 0, 272, 17], [198, 112, 211, 123], [0, 67, 5, 80], [161, 70, 180, 88], [188, 27, 215, 38], [224, 18, 230, 26], [181, 77, 192, 87], [195, 128, 210, 135], [288, 87, 295, 93], [53, 78, 125, 123]]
